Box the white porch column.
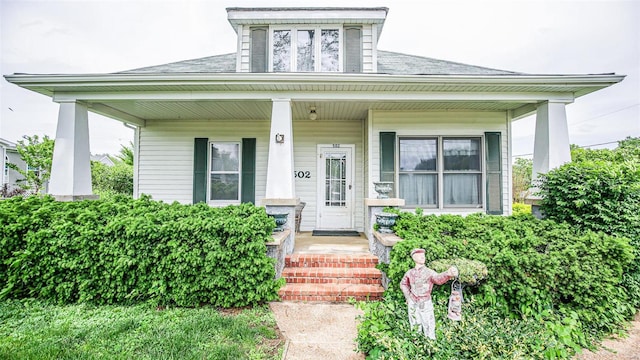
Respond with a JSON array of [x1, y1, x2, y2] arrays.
[[49, 101, 96, 201], [532, 101, 571, 181], [264, 98, 295, 199]]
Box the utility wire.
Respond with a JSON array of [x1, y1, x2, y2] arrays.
[[513, 140, 622, 158]]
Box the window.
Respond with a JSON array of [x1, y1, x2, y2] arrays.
[[271, 26, 341, 72], [399, 137, 482, 208], [209, 143, 240, 202], [3, 155, 8, 184]]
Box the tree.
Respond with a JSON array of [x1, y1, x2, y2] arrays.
[[512, 157, 533, 203], [7, 135, 54, 194], [115, 141, 134, 166]]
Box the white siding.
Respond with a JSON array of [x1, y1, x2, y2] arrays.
[[362, 24, 375, 73], [370, 110, 511, 215], [138, 119, 270, 204], [239, 25, 250, 72], [293, 119, 364, 231]]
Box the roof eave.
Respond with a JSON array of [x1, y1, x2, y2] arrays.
[[4, 72, 625, 99]]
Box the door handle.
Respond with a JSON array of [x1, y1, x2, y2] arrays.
[[349, 185, 352, 190]]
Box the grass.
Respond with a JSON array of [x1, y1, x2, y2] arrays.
[[0, 299, 284, 360]]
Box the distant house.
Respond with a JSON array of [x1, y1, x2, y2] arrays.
[[4, 7, 624, 231], [0, 138, 26, 193], [91, 154, 116, 167]]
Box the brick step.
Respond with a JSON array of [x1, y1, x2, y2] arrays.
[[282, 267, 382, 284], [285, 254, 379, 268], [278, 283, 384, 302]]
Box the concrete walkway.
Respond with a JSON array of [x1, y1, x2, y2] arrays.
[[270, 302, 365, 360]]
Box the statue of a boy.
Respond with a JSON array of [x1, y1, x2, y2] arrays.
[[400, 248, 458, 339]]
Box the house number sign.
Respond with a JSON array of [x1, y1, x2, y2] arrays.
[[294, 171, 311, 179]]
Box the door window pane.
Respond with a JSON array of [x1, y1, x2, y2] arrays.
[[325, 153, 346, 207], [297, 29, 315, 72], [273, 30, 291, 72], [321, 29, 339, 71]]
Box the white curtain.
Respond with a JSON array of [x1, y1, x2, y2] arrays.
[[444, 174, 480, 205], [400, 174, 437, 205]]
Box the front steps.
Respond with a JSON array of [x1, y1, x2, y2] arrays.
[[278, 254, 384, 302]]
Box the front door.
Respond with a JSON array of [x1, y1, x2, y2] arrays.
[[316, 144, 354, 230]]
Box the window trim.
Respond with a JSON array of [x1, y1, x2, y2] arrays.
[[269, 25, 343, 72], [397, 135, 484, 210], [208, 141, 242, 205]]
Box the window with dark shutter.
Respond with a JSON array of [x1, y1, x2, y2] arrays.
[[241, 138, 256, 204], [380, 132, 396, 196], [344, 26, 362, 73], [251, 27, 268, 73], [193, 138, 208, 204], [485, 132, 503, 214]]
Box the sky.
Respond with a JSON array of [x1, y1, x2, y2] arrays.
[[1, 0, 639, 157]]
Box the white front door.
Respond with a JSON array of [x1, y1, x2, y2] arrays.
[[316, 144, 354, 230]]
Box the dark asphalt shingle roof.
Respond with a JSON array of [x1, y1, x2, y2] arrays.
[[119, 50, 520, 75]]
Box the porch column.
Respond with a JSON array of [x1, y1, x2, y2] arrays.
[[532, 101, 571, 181], [48, 101, 96, 201], [263, 98, 297, 253], [265, 98, 295, 199]]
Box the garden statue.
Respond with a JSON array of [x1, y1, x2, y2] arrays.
[[400, 248, 458, 339]]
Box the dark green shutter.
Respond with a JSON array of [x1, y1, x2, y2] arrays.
[[344, 26, 362, 73], [241, 138, 256, 204], [380, 132, 396, 195], [250, 27, 268, 73], [485, 132, 503, 214], [193, 138, 208, 204]]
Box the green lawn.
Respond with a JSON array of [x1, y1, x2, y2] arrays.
[[0, 299, 283, 360]]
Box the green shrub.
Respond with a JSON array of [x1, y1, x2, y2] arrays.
[[358, 212, 634, 358], [538, 157, 640, 309], [91, 161, 133, 196], [0, 195, 283, 308], [512, 202, 531, 216], [356, 297, 563, 359], [385, 212, 633, 336]]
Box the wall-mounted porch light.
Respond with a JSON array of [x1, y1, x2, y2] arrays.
[[275, 133, 285, 143], [309, 106, 317, 121]]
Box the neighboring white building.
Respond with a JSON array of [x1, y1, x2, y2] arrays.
[[0, 138, 26, 193], [4, 7, 624, 232]]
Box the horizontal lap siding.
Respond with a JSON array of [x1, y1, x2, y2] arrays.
[[138, 119, 269, 204], [293, 119, 364, 231], [370, 110, 510, 214]]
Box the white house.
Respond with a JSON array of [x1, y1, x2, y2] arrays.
[[0, 138, 29, 194], [4, 7, 624, 233]]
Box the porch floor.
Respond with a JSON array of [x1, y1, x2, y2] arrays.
[[293, 232, 369, 254]]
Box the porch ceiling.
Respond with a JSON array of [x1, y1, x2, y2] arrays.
[[88, 99, 529, 122], [4, 72, 624, 125]]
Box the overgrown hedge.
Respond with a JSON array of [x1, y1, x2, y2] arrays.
[[358, 212, 635, 359], [538, 160, 640, 309], [0, 195, 283, 308]]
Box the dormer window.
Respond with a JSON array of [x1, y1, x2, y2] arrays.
[[230, 7, 386, 74], [272, 27, 340, 72]]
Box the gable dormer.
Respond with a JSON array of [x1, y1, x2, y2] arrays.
[[227, 7, 387, 73]]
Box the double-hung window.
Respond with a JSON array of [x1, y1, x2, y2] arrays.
[[271, 26, 341, 72], [399, 137, 482, 208], [209, 143, 240, 202]]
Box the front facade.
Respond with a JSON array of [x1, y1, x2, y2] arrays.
[[4, 7, 624, 233]]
